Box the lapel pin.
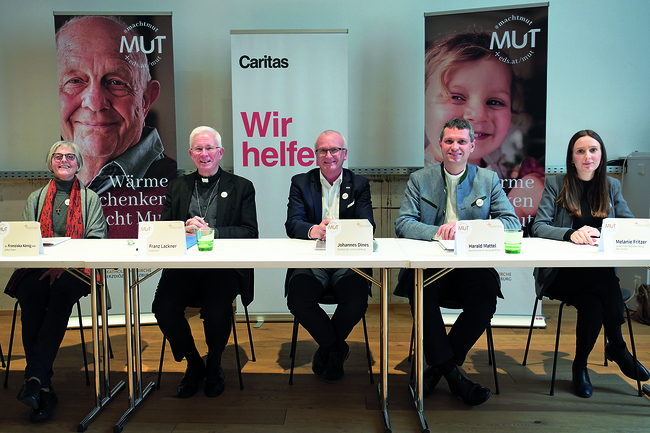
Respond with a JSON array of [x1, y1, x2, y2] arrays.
[[221, 191, 228, 198], [342, 193, 349, 200]]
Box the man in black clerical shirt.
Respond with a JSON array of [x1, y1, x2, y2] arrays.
[[152, 126, 258, 398]]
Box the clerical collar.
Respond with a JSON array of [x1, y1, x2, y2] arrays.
[[54, 177, 75, 193], [199, 168, 221, 185]]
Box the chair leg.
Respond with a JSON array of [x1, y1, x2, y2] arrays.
[[408, 322, 414, 363], [624, 304, 642, 396], [486, 324, 500, 395], [0, 342, 4, 368], [156, 336, 166, 389], [288, 317, 299, 385], [76, 301, 90, 386], [550, 302, 565, 396], [231, 309, 244, 390], [244, 304, 256, 362], [362, 315, 374, 384], [522, 297, 540, 366], [4, 300, 20, 388]]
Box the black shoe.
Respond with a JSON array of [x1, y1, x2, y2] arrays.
[[177, 361, 206, 398], [572, 363, 593, 398], [29, 388, 58, 423], [444, 366, 491, 406], [325, 342, 350, 384], [422, 366, 443, 398], [605, 342, 650, 381], [204, 366, 225, 397], [17, 379, 41, 410], [312, 347, 326, 376]]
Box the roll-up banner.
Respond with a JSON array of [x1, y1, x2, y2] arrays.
[[231, 30, 348, 318], [54, 13, 177, 322], [425, 5, 548, 325], [54, 13, 177, 240]]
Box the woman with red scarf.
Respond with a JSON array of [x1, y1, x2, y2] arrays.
[[9, 141, 106, 423]]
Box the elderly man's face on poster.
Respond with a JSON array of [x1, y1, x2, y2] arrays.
[[57, 17, 160, 162]]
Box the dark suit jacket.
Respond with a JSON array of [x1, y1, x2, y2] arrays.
[[284, 168, 375, 294], [161, 169, 259, 305]]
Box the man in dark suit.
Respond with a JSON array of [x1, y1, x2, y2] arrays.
[[285, 130, 375, 383], [152, 126, 258, 398]]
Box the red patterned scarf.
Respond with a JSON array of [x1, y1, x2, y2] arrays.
[[38, 177, 84, 239]]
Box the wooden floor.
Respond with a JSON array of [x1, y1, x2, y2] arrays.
[[1, 301, 649, 432]]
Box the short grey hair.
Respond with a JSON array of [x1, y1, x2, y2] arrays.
[[439, 118, 475, 142], [46, 141, 84, 173], [189, 126, 222, 148], [314, 130, 347, 150]]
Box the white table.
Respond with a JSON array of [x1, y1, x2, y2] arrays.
[[81, 237, 410, 433], [397, 237, 650, 433]]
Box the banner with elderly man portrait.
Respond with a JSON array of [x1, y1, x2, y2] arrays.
[[425, 5, 548, 324], [54, 13, 178, 240], [53, 13, 178, 322]]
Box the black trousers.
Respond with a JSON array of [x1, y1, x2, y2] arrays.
[[406, 268, 499, 367], [545, 267, 624, 362], [15, 269, 90, 388], [286, 268, 369, 348], [152, 268, 240, 366]]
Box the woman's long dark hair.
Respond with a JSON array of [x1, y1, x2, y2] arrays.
[[557, 130, 611, 218]]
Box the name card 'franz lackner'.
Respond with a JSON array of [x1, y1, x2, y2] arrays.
[[455, 219, 505, 256], [326, 219, 373, 256], [138, 221, 186, 257], [600, 218, 650, 254]]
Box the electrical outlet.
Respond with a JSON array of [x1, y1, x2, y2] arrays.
[[634, 275, 642, 289]]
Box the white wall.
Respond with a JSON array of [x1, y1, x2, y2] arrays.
[[1, 0, 649, 171]]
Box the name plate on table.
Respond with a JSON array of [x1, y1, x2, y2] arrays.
[[0, 221, 43, 256], [454, 220, 504, 256], [138, 221, 186, 257], [326, 219, 373, 256], [600, 218, 650, 254]]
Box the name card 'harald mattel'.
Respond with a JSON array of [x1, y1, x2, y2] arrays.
[[0, 221, 43, 256], [138, 221, 186, 257], [600, 218, 650, 254], [326, 219, 373, 256], [454, 220, 504, 256]]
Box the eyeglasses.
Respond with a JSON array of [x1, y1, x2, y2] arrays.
[[315, 147, 345, 156], [52, 153, 77, 162], [191, 146, 222, 154]]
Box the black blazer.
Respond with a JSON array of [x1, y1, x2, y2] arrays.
[[284, 168, 375, 294], [161, 169, 259, 305]]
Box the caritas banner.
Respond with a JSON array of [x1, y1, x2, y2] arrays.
[[425, 5, 548, 230], [54, 13, 178, 239], [231, 30, 348, 317]]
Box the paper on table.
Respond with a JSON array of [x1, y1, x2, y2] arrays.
[[43, 237, 71, 247], [436, 240, 454, 251]]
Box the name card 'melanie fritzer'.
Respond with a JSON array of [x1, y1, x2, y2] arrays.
[[600, 218, 650, 254], [326, 219, 374, 256], [138, 221, 186, 257], [0, 221, 43, 256], [454, 219, 504, 256]]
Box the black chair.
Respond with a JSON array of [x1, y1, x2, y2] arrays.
[[407, 300, 500, 395], [288, 289, 374, 385], [156, 302, 255, 391], [522, 288, 642, 396], [4, 299, 91, 387]]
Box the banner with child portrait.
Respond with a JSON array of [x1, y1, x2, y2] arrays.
[[425, 5, 548, 322], [425, 5, 548, 230]]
